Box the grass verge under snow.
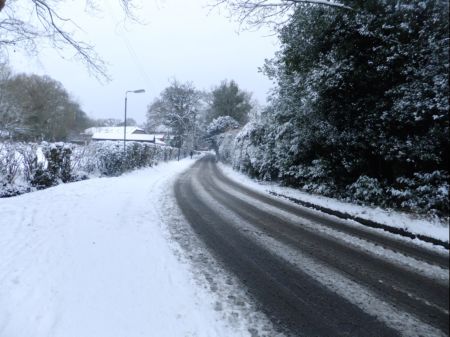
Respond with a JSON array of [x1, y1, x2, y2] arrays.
[[219, 164, 449, 246], [0, 158, 259, 337]]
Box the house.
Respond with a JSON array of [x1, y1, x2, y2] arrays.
[[82, 127, 167, 145]]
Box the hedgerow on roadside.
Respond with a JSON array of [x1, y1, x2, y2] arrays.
[[0, 141, 190, 198]]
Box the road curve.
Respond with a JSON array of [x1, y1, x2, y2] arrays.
[[174, 156, 449, 337]]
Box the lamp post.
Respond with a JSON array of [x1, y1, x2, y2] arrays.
[[124, 89, 146, 154]]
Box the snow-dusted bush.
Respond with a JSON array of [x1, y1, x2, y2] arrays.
[[207, 116, 240, 136], [93, 142, 126, 176], [0, 142, 20, 184], [26, 142, 75, 189], [289, 160, 337, 196], [388, 171, 449, 216], [346, 176, 385, 205], [17, 143, 40, 183], [206, 116, 241, 163], [231, 122, 264, 176], [215, 130, 239, 164], [43, 142, 73, 183], [0, 143, 26, 197]]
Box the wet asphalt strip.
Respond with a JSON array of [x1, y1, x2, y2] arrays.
[[174, 156, 449, 336]]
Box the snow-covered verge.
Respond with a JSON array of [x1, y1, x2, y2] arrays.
[[0, 141, 190, 198], [218, 163, 449, 246], [0, 158, 266, 337]]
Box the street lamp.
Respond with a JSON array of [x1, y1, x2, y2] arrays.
[[124, 89, 146, 153]]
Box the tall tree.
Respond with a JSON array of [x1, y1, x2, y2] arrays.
[[0, 62, 21, 137], [146, 80, 202, 150], [227, 0, 449, 214], [5, 72, 90, 141], [207, 80, 252, 125]]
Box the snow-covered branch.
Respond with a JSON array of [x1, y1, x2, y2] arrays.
[[0, 0, 137, 81], [212, 0, 351, 28]]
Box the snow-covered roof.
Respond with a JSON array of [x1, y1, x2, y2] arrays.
[[83, 126, 144, 136], [85, 127, 167, 145]]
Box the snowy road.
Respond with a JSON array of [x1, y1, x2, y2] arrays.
[[175, 156, 449, 337]]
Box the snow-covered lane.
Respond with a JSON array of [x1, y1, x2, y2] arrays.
[[0, 158, 264, 337], [174, 156, 449, 337]]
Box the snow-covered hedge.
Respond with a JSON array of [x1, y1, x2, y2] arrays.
[[214, 123, 449, 217], [206, 116, 241, 163], [0, 141, 188, 198], [90, 141, 183, 176]]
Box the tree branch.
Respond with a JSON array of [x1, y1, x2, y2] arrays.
[[212, 0, 351, 29], [0, 0, 137, 81]]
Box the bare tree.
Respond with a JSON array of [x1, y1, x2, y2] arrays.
[[0, 62, 21, 136], [4, 72, 88, 141], [212, 0, 351, 28], [0, 0, 137, 80], [147, 80, 202, 151]]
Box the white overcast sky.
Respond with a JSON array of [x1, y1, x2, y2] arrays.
[[9, 0, 279, 124]]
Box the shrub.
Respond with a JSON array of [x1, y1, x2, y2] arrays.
[[388, 171, 449, 216], [347, 176, 385, 205], [0, 143, 20, 184], [17, 143, 40, 183], [95, 142, 126, 176], [41, 142, 74, 184]]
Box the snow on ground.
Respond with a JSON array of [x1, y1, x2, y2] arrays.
[[218, 164, 449, 244], [0, 158, 259, 337]]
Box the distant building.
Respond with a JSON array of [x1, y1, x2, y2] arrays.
[[82, 127, 166, 145]]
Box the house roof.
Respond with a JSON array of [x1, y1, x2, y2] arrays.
[[83, 126, 144, 136], [84, 127, 167, 145], [92, 132, 160, 142]]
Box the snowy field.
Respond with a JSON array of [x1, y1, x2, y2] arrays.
[[0, 158, 267, 337], [219, 164, 449, 245]]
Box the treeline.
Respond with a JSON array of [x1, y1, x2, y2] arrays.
[[0, 63, 94, 141], [226, 0, 449, 216], [1, 58, 255, 147], [0, 63, 150, 141], [145, 79, 253, 150]]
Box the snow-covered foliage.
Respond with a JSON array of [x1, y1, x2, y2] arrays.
[[207, 81, 252, 125], [388, 171, 449, 215], [90, 141, 183, 176], [216, 1, 449, 217], [0, 67, 92, 142], [0, 141, 188, 198], [215, 130, 240, 163], [206, 116, 241, 162], [0, 143, 25, 196], [347, 176, 385, 205], [206, 116, 240, 136]]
